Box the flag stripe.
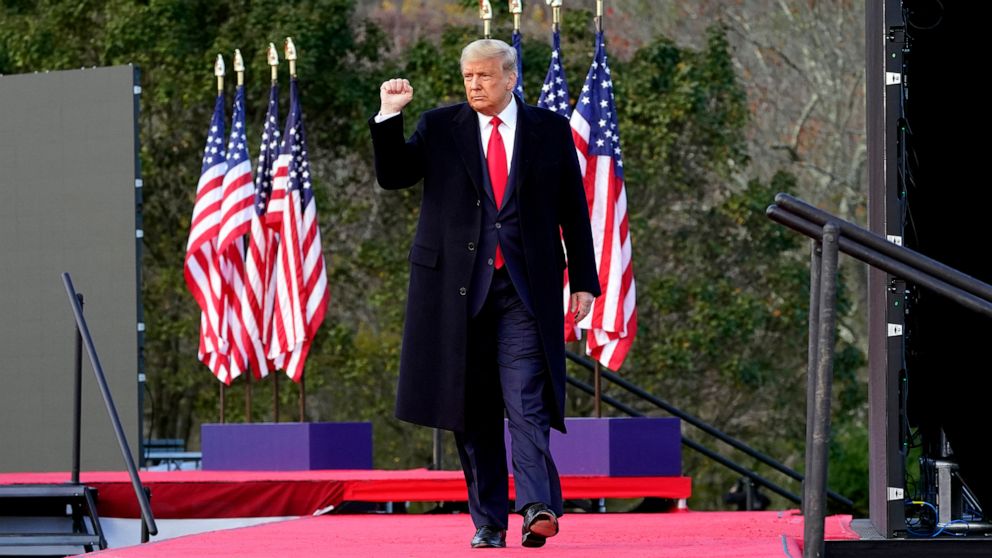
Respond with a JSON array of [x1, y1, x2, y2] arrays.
[[569, 32, 637, 371]]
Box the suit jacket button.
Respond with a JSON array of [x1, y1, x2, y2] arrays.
[[467, 242, 475, 251], [495, 222, 502, 230], [459, 287, 467, 296], [476, 199, 481, 207], [488, 258, 494, 266]]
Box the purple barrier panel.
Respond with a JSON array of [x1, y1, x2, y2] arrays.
[[504, 417, 681, 476], [202, 422, 372, 471]]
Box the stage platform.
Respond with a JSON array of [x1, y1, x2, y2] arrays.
[[0, 469, 691, 519], [70, 511, 857, 558], [72, 510, 858, 557]]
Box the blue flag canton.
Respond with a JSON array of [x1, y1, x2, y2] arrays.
[[512, 31, 525, 99], [538, 30, 570, 116], [283, 79, 313, 205], [225, 86, 251, 167], [575, 33, 624, 179], [201, 94, 227, 173], [254, 86, 281, 215]]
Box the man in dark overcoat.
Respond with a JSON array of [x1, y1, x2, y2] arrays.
[[369, 38, 600, 549]]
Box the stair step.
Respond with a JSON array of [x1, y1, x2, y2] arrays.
[[0, 484, 90, 499], [0, 532, 102, 547]]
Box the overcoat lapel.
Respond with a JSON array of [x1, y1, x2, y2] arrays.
[[451, 104, 489, 203], [510, 100, 539, 201]]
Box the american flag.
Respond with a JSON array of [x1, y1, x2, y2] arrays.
[[267, 78, 329, 381], [241, 83, 281, 379], [216, 84, 253, 380], [569, 32, 637, 371], [536, 28, 579, 342], [184, 94, 233, 383], [512, 29, 525, 100], [537, 29, 570, 117]]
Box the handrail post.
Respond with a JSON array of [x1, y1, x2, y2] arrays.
[[432, 428, 443, 470], [804, 223, 840, 558], [62, 273, 158, 537], [802, 239, 821, 515], [71, 293, 84, 486]]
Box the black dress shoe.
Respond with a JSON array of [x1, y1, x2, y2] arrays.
[[471, 525, 507, 548], [521, 503, 559, 548]]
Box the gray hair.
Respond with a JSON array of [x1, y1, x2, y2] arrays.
[[460, 39, 517, 74]]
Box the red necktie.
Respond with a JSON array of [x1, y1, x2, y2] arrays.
[[487, 116, 507, 269]]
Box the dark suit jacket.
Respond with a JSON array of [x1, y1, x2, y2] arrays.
[[369, 99, 600, 433]]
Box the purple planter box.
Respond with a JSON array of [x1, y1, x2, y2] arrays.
[[201, 422, 372, 471], [505, 417, 681, 476]]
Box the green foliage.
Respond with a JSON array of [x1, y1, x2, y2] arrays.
[[1, 4, 868, 510]]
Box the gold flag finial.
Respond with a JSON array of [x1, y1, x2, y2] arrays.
[[214, 53, 225, 93], [479, 0, 493, 38], [509, 0, 522, 32], [547, 0, 562, 27], [596, 0, 604, 31], [284, 37, 297, 77], [267, 42, 279, 83], [234, 49, 245, 86]]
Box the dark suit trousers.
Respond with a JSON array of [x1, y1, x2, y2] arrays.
[[455, 268, 563, 530]]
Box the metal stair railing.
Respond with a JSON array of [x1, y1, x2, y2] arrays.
[[767, 193, 992, 558]]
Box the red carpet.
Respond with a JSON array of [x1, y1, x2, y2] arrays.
[[78, 510, 858, 558], [0, 470, 690, 519]]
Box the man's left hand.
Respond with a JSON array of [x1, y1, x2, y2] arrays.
[[570, 291, 595, 323]]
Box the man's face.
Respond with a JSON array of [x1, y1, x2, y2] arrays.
[[462, 56, 515, 116]]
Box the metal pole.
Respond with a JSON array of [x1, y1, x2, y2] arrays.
[[746, 478, 754, 511], [245, 371, 252, 423], [219, 383, 225, 424], [594, 361, 602, 418], [802, 240, 821, 514], [61, 273, 158, 536], [273, 372, 280, 422], [804, 223, 840, 558], [71, 293, 84, 485], [432, 428, 443, 470], [299, 371, 306, 422], [140, 487, 151, 543]]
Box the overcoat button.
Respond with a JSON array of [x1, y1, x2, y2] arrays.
[[467, 242, 475, 251], [459, 287, 467, 296]]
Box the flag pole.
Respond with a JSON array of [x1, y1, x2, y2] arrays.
[[592, 0, 605, 421], [299, 371, 306, 422], [266, 42, 279, 423], [232, 48, 254, 423], [510, 0, 521, 33], [586, 0, 604, 413], [479, 0, 493, 39], [594, 361, 602, 418], [550, 0, 561, 31], [273, 372, 280, 422], [284, 36, 308, 423], [215, 53, 228, 424]]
